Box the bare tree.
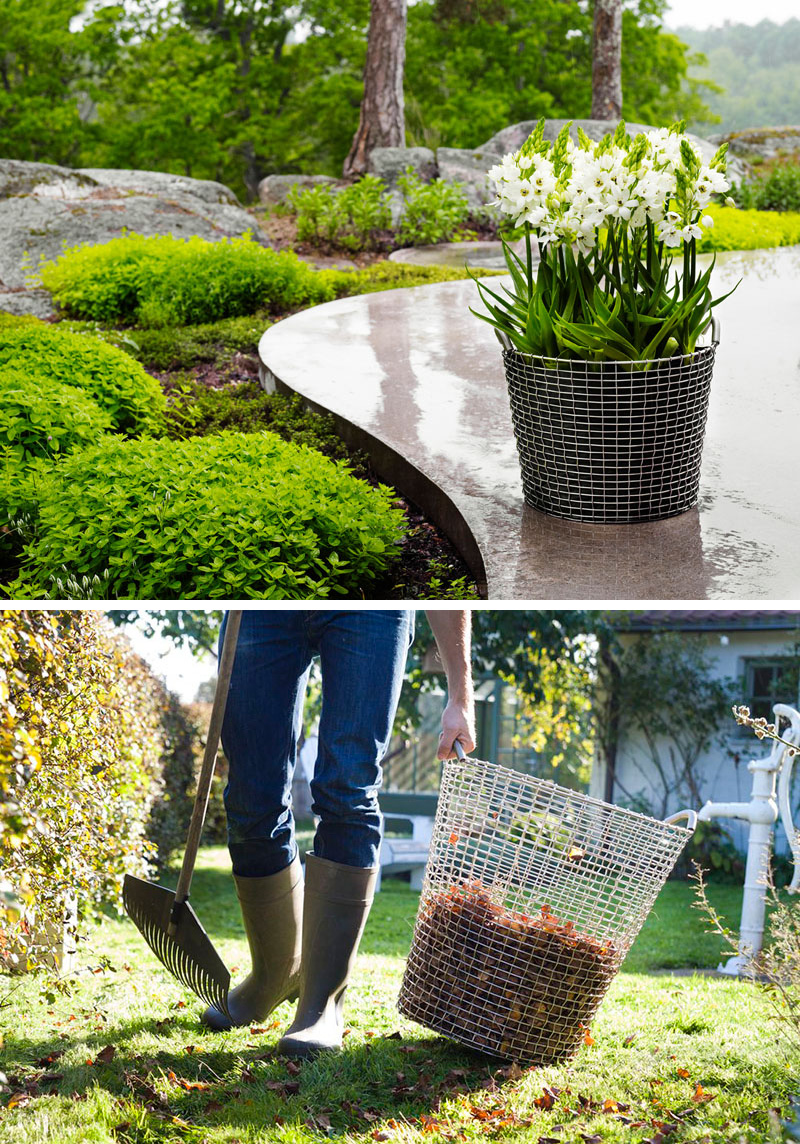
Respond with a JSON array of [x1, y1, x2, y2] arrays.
[[343, 0, 407, 177], [591, 0, 623, 120]]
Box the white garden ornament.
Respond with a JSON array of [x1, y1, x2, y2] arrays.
[[698, 703, 800, 976]]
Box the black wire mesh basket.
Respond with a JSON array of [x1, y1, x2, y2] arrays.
[[398, 756, 696, 1063], [502, 342, 717, 523]]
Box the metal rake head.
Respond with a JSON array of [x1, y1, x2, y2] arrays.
[[123, 874, 231, 1019]]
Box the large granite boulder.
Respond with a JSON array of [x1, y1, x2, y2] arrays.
[[709, 125, 800, 164], [0, 159, 260, 315], [435, 147, 496, 212], [367, 146, 437, 185], [258, 173, 342, 205]]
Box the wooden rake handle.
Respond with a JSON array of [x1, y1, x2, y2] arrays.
[[174, 611, 242, 906]]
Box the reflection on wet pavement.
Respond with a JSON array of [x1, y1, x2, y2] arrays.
[[259, 246, 800, 600]]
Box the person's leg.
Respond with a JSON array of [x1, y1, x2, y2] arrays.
[[311, 608, 414, 866], [203, 610, 312, 1030], [222, 609, 312, 878], [278, 609, 413, 1056]]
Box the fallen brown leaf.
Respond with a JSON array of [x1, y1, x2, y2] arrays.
[[692, 1084, 715, 1104], [35, 1051, 64, 1069]]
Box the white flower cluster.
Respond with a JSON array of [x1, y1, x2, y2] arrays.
[[488, 123, 731, 252]]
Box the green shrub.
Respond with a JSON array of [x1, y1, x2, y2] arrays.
[[38, 233, 336, 326], [396, 167, 471, 246], [732, 161, 800, 213], [0, 312, 43, 330], [697, 205, 800, 251], [0, 371, 112, 463], [161, 381, 367, 473], [37, 232, 176, 321], [0, 325, 165, 433], [289, 176, 392, 251], [0, 611, 200, 976], [8, 431, 405, 599]]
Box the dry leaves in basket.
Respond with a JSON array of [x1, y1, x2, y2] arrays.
[[406, 881, 617, 1062]]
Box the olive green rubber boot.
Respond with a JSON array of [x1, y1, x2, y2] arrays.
[[202, 854, 303, 1031], [277, 854, 377, 1058]]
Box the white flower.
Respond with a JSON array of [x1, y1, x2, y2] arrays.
[[701, 214, 714, 227], [522, 205, 548, 227]]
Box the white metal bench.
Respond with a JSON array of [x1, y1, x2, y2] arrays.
[[376, 792, 438, 892]]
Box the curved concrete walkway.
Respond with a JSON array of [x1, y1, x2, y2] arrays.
[[259, 246, 800, 600]]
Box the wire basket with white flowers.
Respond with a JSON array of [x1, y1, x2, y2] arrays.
[[472, 120, 736, 523]]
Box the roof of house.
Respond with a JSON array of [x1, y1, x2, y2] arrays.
[[616, 610, 800, 633]]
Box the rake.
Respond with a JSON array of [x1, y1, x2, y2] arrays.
[[123, 610, 242, 1019]]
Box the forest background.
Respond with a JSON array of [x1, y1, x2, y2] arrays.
[[4, 0, 790, 204]]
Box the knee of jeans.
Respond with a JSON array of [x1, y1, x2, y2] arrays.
[[225, 804, 292, 846], [309, 777, 380, 825]]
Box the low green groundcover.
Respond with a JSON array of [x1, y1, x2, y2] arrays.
[[37, 232, 338, 327], [6, 432, 405, 600], [0, 370, 112, 462], [698, 204, 800, 251], [0, 323, 164, 433]]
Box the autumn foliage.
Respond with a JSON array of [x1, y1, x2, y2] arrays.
[[0, 610, 200, 972]]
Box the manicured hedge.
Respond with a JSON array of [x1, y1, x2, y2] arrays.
[[38, 233, 338, 326], [0, 324, 165, 434], [8, 431, 405, 599]]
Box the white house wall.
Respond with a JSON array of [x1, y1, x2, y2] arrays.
[[590, 629, 800, 854]]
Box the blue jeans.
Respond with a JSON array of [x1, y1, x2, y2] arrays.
[[220, 610, 414, 877]]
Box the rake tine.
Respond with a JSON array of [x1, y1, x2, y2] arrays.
[[122, 615, 241, 1022]]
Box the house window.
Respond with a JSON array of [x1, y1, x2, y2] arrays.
[[742, 658, 800, 725]]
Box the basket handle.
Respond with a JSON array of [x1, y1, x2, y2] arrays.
[[663, 809, 698, 831], [454, 740, 467, 761]]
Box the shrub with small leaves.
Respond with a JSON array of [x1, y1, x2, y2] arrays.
[[697, 204, 800, 252], [396, 167, 471, 246], [38, 232, 336, 326], [731, 161, 800, 213], [0, 611, 200, 977], [0, 324, 164, 434], [289, 176, 392, 251], [8, 431, 405, 599], [0, 371, 112, 463]]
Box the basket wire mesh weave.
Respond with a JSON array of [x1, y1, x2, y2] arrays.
[[503, 345, 717, 523], [398, 756, 696, 1063]]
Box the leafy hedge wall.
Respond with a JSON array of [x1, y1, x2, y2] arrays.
[[0, 611, 199, 972]]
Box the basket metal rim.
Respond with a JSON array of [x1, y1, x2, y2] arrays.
[[502, 343, 717, 371], [442, 755, 694, 837]]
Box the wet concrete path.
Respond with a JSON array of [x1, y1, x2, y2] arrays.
[[259, 246, 800, 601]]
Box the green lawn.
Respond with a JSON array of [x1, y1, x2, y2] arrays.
[[0, 847, 796, 1144]]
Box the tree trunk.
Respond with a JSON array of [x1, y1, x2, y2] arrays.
[[343, 0, 406, 178], [591, 0, 622, 121]]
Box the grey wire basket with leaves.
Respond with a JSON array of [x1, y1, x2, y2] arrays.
[[398, 754, 696, 1063]]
